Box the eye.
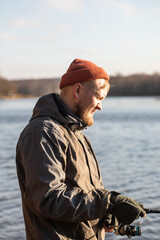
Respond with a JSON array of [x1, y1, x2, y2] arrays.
[[95, 92, 101, 99], [95, 90, 106, 101], [97, 94, 104, 101]]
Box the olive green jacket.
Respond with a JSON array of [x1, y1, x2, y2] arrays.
[[16, 93, 110, 240]]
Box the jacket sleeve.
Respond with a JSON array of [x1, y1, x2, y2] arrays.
[[17, 120, 110, 223]]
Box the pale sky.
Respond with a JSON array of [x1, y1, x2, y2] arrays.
[[0, 0, 160, 79]]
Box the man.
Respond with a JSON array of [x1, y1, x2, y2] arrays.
[[16, 59, 146, 240]]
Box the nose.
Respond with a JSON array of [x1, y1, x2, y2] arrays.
[[96, 101, 102, 111]]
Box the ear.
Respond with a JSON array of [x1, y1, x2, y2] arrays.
[[73, 83, 82, 100]]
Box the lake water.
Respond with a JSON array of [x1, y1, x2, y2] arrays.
[[0, 96, 160, 240]]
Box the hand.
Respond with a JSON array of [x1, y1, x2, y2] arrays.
[[103, 223, 114, 233], [109, 192, 146, 225], [102, 214, 118, 233]]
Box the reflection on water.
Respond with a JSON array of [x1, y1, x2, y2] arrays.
[[0, 97, 160, 240]]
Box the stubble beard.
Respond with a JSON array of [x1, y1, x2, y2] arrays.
[[75, 103, 94, 127]]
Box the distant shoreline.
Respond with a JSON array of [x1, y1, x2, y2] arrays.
[[1, 94, 160, 101], [0, 94, 37, 100], [1, 75, 160, 98]]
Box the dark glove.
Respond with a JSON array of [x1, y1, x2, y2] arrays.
[[108, 191, 146, 225], [103, 214, 119, 228]]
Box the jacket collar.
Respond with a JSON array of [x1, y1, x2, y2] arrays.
[[52, 93, 87, 131], [30, 93, 87, 131]]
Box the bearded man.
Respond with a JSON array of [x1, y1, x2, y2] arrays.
[[16, 59, 146, 240]]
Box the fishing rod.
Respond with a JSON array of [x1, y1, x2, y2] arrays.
[[115, 208, 160, 238], [144, 208, 160, 214]]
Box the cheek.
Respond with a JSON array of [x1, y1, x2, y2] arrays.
[[91, 98, 98, 108], [86, 98, 96, 109], [79, 92, 97, 110], [87, 99, 98, 113]]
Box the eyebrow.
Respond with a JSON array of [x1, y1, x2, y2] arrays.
[[95, 90, 107, 99]]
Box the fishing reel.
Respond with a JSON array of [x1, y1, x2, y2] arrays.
[[114, 208, 160, 238], [106, 208, 160, 238], [115, 223, 141, 238]]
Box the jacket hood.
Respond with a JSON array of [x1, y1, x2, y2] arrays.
[[30, 93, 87, 131]]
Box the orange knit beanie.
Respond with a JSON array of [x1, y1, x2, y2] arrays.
[[59, 58, 109, 89]]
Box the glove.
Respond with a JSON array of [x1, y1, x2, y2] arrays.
[[108, 191, 146, 225], [103, 214, 119, 228]]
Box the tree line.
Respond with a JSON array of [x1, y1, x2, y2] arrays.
[[0, 76, 16, 97], [109, 73, 160, 96], [0, 74, 160, 98]]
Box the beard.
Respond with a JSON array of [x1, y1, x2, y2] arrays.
[[75, 102, 94, 126]]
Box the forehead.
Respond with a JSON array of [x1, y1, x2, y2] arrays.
[[92, 79, 110, 95], [83, 79, 109, 90], [82, 79, 110, 98], [95, 79, 109, 89]]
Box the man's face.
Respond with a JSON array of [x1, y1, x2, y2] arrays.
[[75, 79, 110, 126]]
